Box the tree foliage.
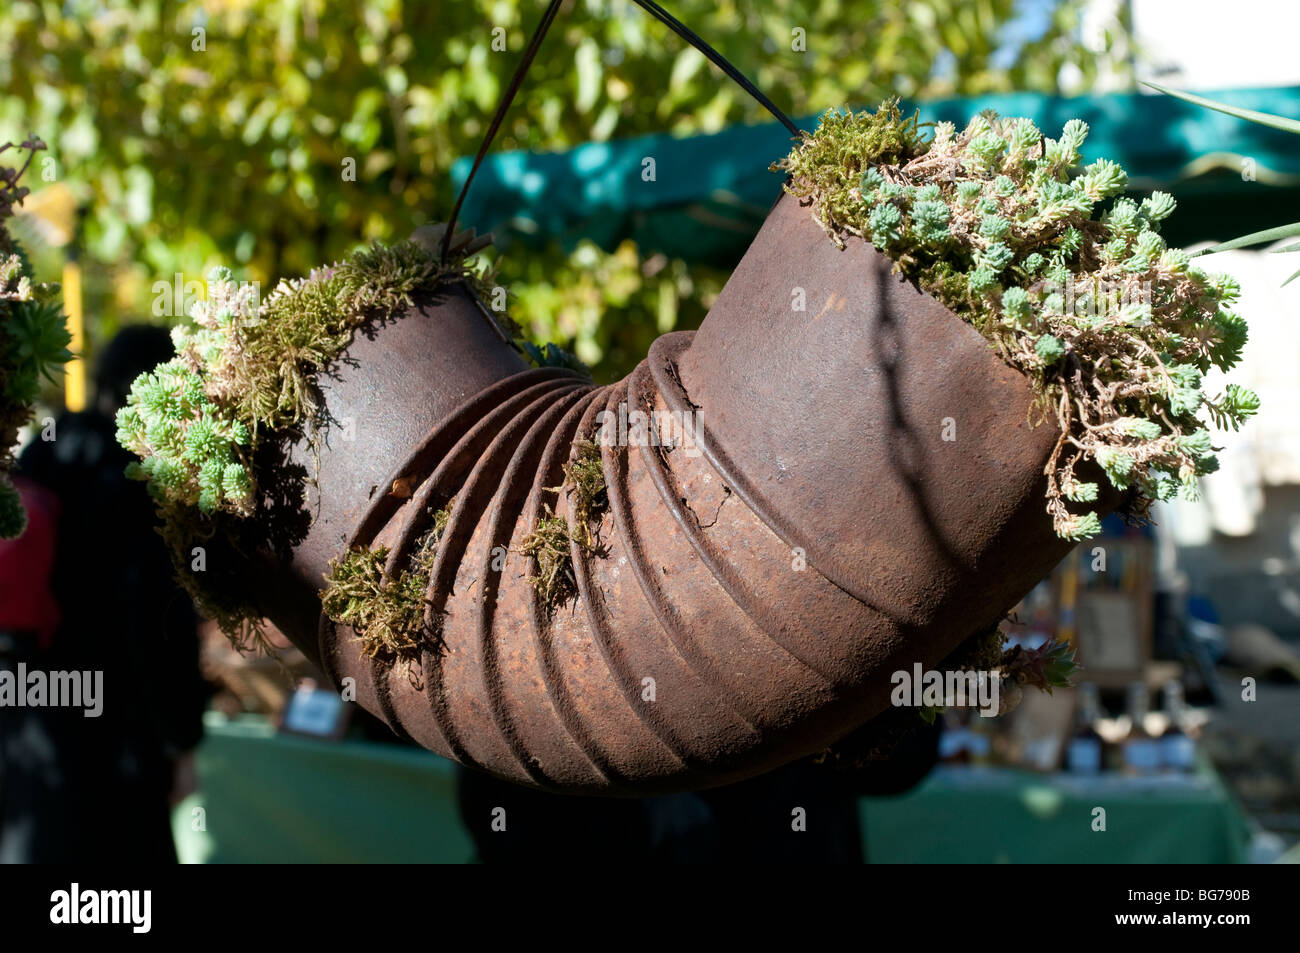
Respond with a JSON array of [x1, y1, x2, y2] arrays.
[[0, 0, 1130, 381]]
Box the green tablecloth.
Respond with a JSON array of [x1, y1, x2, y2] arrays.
[[172, 714, 474, 864], [174, 713, 1250, 864], [859, 763, 1251, 864]]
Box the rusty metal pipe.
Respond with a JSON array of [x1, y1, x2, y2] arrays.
[[261, 192, 1110, 795]]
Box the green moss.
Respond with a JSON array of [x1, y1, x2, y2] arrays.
[[773, 103, 1259, 540], [320, 545, 435, 665], [919, 625, 1007, 724], [120, 232, 498, 517], [519, 509, 577, 607], [917, 625, 1080, 723], [320, 502, 451, 665], [116, 227, 504, 647], [560, 437, 605, 549], [777, 99, 927, 242], [941, 625, 1007, 674], [118, 222, 596, 649], [428, 502, 452, 541], [520, 436, 608, 608]]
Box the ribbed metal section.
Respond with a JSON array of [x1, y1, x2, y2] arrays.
[[286, 193, 1098, 795]]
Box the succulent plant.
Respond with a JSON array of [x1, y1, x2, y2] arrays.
[[117, 227, 594, 650], [1, 138, 72, 539], [774, 100, 1259, 540], [1001, 636, 1081, 694]]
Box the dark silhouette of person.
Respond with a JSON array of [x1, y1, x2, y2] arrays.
[[7, 324, 210, 863], [0, 476, 69, 862], [454, 713, 939, 863]]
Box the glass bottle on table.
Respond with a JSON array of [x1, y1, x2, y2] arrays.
[[937, 709, 970, 765], [1158, 679, 1197, 774], [966, 710, 993, 767], [1065, 683, 1105, 775], [1121, 681, 1161, 776]]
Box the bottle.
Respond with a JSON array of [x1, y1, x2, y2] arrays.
[[966, 711, 993, 767], [1121, 682, 1161, 776], [937, 710, 970, 764], [1065, 683, 1105, 774], [1158, 679, 1197, 773]]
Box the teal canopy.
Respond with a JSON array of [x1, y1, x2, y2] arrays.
[[452, 85, 1300, 266]]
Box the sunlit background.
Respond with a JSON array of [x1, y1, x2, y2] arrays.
[[3, 0, 1300, 863]]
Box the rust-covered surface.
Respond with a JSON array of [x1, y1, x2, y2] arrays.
[[260, 192, 1102, 795]]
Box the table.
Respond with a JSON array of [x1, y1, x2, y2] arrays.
[[858, 763, 1252, 864], [172, 713, 474, 863], [173, 713, 1251, 863]]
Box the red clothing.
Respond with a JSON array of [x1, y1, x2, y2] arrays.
[[0, 476, 61, 648]]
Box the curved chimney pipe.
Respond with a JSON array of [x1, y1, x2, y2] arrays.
[[253, 192, 1099, 795]]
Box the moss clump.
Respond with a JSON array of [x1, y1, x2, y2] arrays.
[[117, 223, 594, 650], [320, 502, 451, 666], [1, 138, 72, 538], [520, 436, 608, 607], [153, 498, 275, 655], [560, 437, 605, 549], [519, 510, 577, 607], [773, 99, 928, 241], [775, 101, 1258, 540], [426, 501, 452, 544], [917, 625, 1006, 725], [819, 625, 1083, 770], [320, 545, 436, 666], [118, 236, 496, 518], [115, 227, 503, 649]]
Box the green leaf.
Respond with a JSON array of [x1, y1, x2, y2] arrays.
[[1143, 82, 1300, 135], [667, 46, 704, 96], [1192, 221, 1300, 256], [574, 38, 601, 114]]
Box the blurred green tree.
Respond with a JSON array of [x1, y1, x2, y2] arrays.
[[0, 0, 1130, 382]]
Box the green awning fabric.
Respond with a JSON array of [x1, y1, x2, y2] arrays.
[[452, 85, 1300, 266]]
